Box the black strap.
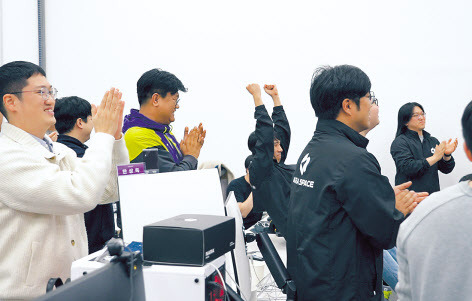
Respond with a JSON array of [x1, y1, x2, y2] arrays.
[[46, 277, 63, 292]]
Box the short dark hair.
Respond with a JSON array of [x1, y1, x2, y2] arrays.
[[54, 96, 92, 134], [395, 102, 425, 137], [310, 65, 371, 120], [244, 155, 254, 169], [0, 61, 46, 117], [274, 132, 281, 142], [136, 68, 187, 106], [462, 100, 472, 152]]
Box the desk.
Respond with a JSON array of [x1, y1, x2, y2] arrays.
[[72, 251, 226, 301]]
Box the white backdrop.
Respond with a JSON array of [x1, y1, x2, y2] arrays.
[[1, 0, 472, 188]]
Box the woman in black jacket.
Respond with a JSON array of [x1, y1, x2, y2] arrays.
[[390, 102, 457, 194]]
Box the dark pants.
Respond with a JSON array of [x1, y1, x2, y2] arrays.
[[84, 203, 115, 254]]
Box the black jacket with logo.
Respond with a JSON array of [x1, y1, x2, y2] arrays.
[[249, 105, 295, 237], [286, 120, 404, 301], [390, 129, 455, 194]]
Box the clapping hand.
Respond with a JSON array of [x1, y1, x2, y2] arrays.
[[48, 131, 58, 142], [180, 123, 206, 158], [393, 181, 428, 215], [434, 141, 446, 160], [444, 138, 458, 156], [92, 88, 125, 139], [197, 123, 206, 145]]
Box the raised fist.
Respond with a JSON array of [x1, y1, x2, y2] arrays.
[[264, 84, 278, 97], [246, 84, 261, 98]]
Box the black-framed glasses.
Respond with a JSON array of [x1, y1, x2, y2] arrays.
[[369, 91, 378, 106], [9, 87, 58, 100]]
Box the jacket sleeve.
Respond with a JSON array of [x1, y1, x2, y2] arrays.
[[395, 235, 413, 301], [157, 147, 198, 172], [0, 133, 119, 215], [432, 137, 455, 174], [390, 137, 431, 178], [272, 105, 291, 163], [99, 136, 130, 204], [438, 156, 455, 174], [335, 152, 405, 249], [131, 146, 198, 173], [249, 105, 275, 188]]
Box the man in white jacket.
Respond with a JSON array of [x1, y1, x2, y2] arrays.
[[0, 61, 129, 300]]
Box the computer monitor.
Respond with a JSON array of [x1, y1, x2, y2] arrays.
[[34, 255, 145, 301], [118, 168, 225, 243], [224, 191, 252, 300]]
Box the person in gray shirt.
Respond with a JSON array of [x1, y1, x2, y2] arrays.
[[396, 100, 472, 301]]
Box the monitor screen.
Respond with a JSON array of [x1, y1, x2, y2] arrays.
[[34, 258, 146, 301]]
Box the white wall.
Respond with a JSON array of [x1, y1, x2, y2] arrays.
[[2, 0, 472, 188], [0, 0, 38, 65]]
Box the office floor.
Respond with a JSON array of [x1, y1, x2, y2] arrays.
[[246, 233, 287, 301]]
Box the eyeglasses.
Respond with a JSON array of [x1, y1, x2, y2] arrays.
[[412, 112, 426, 119], [9, 87, 58, 100], [152, 93, 180, 105], [369, 91, 378, 106]]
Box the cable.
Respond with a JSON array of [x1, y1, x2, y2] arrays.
[[250, 255, 263, 283], [94, 248, 110, 262], [224, 266, 250, 301], [209, 262, 227, 292], [209, 262, 229, 300], [250, 258, 285, 301], [225, 283, 249, 301]]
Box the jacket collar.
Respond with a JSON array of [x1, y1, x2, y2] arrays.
[[1, 123, 64, 159], [404, 128, 431, 141], [122, 109, 172, 134], [57, 134, 88, 150], [315, 119, 369, 149]]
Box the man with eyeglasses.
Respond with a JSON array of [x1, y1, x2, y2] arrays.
[[391, 102, 457, 194], [286, 65, 424, 300], [360, 95, 404, 294], [54, 96, 116, 255], [123, 68, 205, 172], [359, 91, 379, 137], [0, 61, 129, 300], [395, 101, 472, 301]]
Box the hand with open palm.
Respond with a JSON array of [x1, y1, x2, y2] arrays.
[[444, 138, 458, 156]]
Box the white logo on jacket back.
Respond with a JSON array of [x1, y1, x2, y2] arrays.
[[300, 153, 310, 176]]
